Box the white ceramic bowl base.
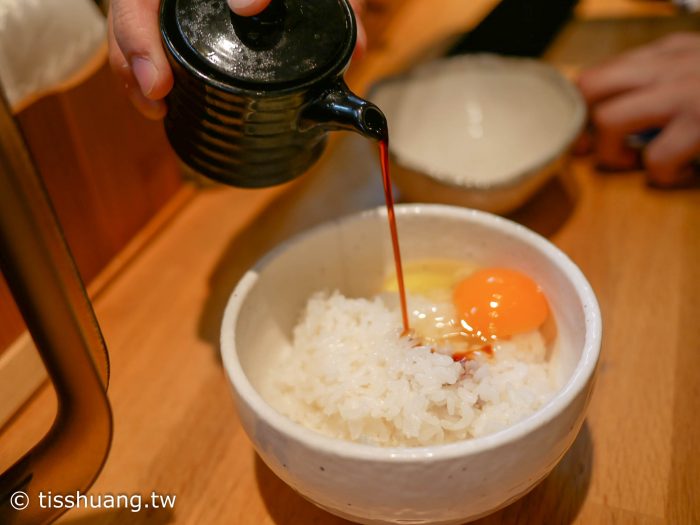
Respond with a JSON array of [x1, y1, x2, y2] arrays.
[[221, 205, 601, 525]]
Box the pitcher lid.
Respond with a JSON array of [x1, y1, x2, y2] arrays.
[[161, 0, 356, 91]]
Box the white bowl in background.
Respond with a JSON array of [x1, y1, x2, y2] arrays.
[[221, 204, 601, 525], [370, 55, 586, 214]]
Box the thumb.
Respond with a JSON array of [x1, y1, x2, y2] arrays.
[[111, 0, 173, 100], [227, 0, 271, 16]]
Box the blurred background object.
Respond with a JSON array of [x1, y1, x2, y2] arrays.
[[372, 55, 585, 214], [447, 0, 579, 57], [0, 0, 105, 111], [673, 0, 699, 13], [0, 86, 112, 525], [0, 0, 182, 426]]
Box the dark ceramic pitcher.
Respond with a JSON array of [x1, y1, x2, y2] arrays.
[[160, 0, 387, 187]]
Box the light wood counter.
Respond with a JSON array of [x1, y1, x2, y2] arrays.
[[1, 2, 699, 524]]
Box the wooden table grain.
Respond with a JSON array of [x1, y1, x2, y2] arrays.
[[1, 4, 699, 524]]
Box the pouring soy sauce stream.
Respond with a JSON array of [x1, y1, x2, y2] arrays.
[[160, 0, 410, 333], [379, 138, 410, 335]]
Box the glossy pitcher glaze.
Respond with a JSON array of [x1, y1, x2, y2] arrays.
[[160, 0, 387, 187]]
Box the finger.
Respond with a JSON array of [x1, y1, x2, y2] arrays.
[[107, 7, 131, 82], [111, 0, 173, 100], [227, 0, 271, 16], [229, 0, 366, 56], [577, 56, 655, 106], [655, 32, 700, 54], [644, 114, 700, 187], [577, 33, 700, 105], [349, 0, 365, 16], [575, 34, 689, 106], [572, 128, 594, 156], [592, 85, 677, 170], [348, 0, 366, 58], [353, 19, 367, 60], [108, 8, 167, 120]]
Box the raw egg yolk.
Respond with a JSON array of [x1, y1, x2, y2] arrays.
[[453, 268, 548, 339]]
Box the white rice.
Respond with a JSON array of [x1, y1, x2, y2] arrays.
[[268, 291, 556, 447]]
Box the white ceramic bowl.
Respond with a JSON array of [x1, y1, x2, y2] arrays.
[[370, 55, 586, 214], [221, 204, 601, 525]]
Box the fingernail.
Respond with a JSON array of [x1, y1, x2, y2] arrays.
[[228, 0, 264, 16], [131, 56, 157, 97]]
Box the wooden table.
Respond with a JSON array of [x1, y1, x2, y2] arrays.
[[1, 4, 699, 524]]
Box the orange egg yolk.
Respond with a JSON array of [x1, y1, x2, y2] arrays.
[[452, 267, 548, 339]]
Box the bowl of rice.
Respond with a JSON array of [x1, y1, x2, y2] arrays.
[[221, 204, 601, 524]]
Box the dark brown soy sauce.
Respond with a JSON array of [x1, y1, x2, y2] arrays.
[[378, 138, 410, 335]]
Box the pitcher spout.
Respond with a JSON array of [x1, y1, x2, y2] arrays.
[[300, 80, 387, 141]]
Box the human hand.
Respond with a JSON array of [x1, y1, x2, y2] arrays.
[[577, 32, 700, 187], [108, 0, 367, 121]]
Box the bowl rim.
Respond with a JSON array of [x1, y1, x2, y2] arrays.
[[369, 54, 587, 192], [220, 204, 602, 462]]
